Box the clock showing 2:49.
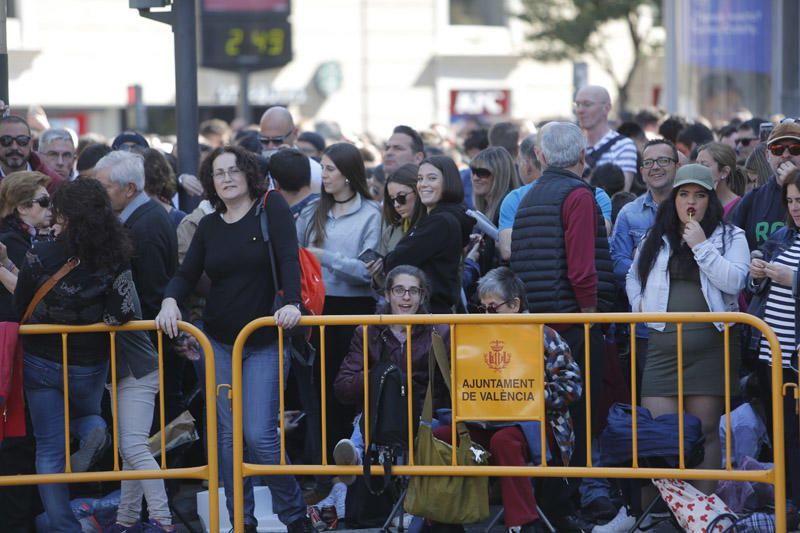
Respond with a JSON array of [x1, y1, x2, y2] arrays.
[[202, 14, 292, 70]]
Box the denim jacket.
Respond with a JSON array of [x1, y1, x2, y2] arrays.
[[626, 224, 749, 331]]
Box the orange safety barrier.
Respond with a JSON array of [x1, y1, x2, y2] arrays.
[[231, 312, 788, 533], [2, 320, 220, 531]]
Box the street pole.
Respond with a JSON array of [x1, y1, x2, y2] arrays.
[[0, 0, 8, 104], [238, 67, 251, 123]]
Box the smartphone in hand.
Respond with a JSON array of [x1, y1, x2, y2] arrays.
[[358, 248, 383, 264]]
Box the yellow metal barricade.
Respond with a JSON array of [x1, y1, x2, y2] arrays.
[[231, 312, 787, 533], [5, 320, 219, 532]]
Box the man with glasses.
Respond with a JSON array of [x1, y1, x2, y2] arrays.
[[574, 85, 638, 191], [0, 115, 63, 192], [732, 122, 800, 250], [735, 117, 768, 164], [259, 106, 321, 192], [39, 128, 77, 181]]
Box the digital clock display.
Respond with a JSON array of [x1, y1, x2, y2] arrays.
[[201, 11, 292, 70]]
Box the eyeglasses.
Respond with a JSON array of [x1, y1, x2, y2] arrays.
[[767, 143, 800, 157], [390, 191, 414, 206], [258, 131, 293, 147], [28, 196, 50, 208], [477, 300, 512, 314], [737, 137, 758, 147], [470, 167, 492, 179], [641, 157, 678, 169], [389, 285, 422, 297], [44, 150, 75, 161], [0, 135, 31, 147], [212, 168, 243, 180], [573, 101, 598, 110]]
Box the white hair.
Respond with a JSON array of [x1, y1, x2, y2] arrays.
[[95, 150, 145, 192], [538, 122, 585, 169], [39, 128, 77, 150]]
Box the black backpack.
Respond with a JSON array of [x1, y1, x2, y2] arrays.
[[359, 334, 408, 495]]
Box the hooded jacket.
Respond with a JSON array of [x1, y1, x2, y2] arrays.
[[384, 202, 475, 313]]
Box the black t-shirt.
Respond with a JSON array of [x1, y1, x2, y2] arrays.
[[165, 196, 300, 346]]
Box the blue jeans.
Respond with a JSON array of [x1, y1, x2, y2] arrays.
[[210, 336, 305, 527], [23, 353, 108, 533]]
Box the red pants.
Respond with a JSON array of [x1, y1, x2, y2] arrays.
[[433, 424, 538, 527]]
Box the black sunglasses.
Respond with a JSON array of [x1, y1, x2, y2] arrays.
[[737, 137, 758, 147], [28, 196, 50, 208], [477, 300, 511, 314], [258, 131, 293, 147], [390, 191, 414, 206], [0, 134, 31, 147], [470, 167, 492, 179], [768, 143, 800, 157]]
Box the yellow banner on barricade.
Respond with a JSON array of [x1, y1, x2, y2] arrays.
[[454, 324, 545, 421]]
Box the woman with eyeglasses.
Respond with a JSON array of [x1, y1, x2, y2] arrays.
[[696, 142, 747, 219], [432, 267, 582, 533], [366, 163, 422, 291], [383, 156, 475, 313], [157, 145, 315, 533], [0, 171, 53, 532], [295, 142, 382, 465], [627, 164, 749, 493], [331, 266, 449, 499], [746, 167, 800, 510]]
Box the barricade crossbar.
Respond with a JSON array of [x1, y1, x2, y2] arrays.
[[231, 312, 788, 533], [8, 320, 220, 531]]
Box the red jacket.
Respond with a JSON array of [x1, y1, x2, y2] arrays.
[[0, 322, 26, 441]]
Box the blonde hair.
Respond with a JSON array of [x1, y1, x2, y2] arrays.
[[0, 171, 50, 218], [470, 146, 519, 222]]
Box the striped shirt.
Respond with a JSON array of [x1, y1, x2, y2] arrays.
[[586, 129, 638, 174], [759, 235, 800, 368]]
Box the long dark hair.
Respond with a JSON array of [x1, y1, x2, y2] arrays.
[[411, 155, 464, 221], [381, 163, 422, 228], [309, 142, 371, 247], [51, 179, 133, 271], [636, 184, 725, 292]]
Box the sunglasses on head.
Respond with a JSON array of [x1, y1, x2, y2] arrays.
[[390, 191, 414, 206], [476, 300, 511, 314], [28, 196, 50, 208], [470, 167, 492, 179], [737, 137, 758, 147], [0, 134, 31, 148], [768, 143, 800, 157]]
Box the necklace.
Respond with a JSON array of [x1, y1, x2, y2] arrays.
[[334, 192, 357, 204]]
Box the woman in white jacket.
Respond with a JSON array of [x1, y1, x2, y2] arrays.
[[626, 164, 749, 492]]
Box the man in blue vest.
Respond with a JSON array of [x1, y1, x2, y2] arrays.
[[510, 121, 614, 528]]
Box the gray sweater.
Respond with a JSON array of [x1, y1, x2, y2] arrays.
[[296, 195, 381, 298]]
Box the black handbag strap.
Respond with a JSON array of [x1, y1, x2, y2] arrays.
[[257, 191, 280, 293]]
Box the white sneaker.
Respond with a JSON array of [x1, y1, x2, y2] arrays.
[[333, 439, 361, 485], [592, 506, 636, 533]]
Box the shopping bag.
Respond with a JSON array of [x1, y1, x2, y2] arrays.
[[653, 478, 736, 532]]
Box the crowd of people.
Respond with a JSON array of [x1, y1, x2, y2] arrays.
[[0, 84, 798, 533]]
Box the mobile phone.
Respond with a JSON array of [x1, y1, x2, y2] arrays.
[[759, 122, 774, 142], [358, 248, 383, 263]]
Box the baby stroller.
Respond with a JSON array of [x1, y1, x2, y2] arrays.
[[599, 403, 706, 531]]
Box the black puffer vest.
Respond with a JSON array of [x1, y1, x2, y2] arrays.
[[510, 168, 615, 313]]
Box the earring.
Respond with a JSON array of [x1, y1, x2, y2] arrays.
[[345, 178, 350, 184]]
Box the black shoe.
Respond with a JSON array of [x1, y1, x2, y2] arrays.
[[287, 515, 316, 533], [550, 513, 593, 532], [580, 496, 618, 524]]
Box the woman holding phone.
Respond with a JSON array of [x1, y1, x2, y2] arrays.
[[295, 142, 381, 459]]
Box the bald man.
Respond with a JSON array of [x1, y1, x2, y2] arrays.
[[259, 107, 321, 192], [575, 85, 638, 191]]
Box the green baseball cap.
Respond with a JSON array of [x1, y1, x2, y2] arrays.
[[673, 164, 714, 191]]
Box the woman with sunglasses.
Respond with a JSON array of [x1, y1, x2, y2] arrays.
[[383, 156, 475, 313], [747, 167, 800, 510], [0, 171, 52, 532], [432, 267, 582, 533], [627, 164, 748, 493], [366, 164, 422, 291]]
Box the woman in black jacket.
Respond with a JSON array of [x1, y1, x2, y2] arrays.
[[14, 178, 136, 533], [383, 156, 475, 313]]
